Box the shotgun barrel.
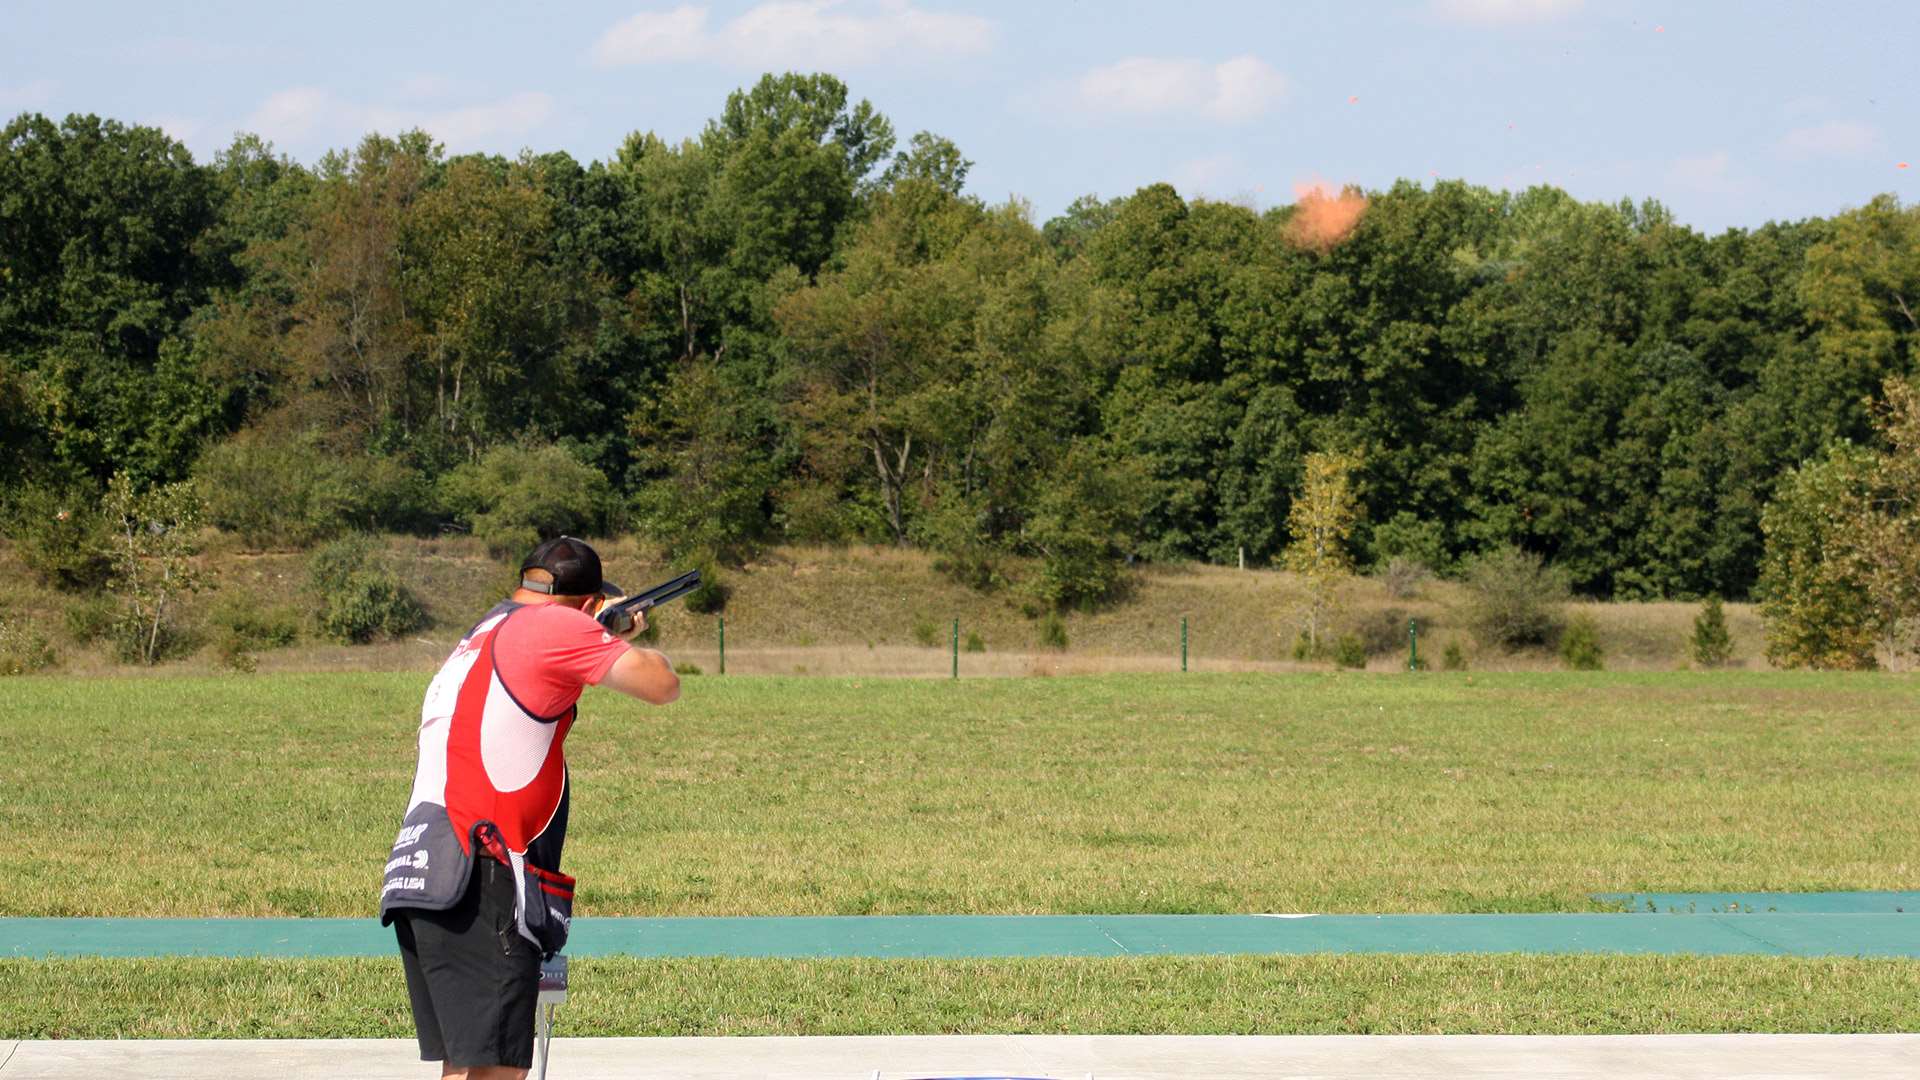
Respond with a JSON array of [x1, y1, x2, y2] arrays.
[[596, 569, 702, 635]]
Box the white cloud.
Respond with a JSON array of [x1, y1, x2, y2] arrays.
[[1433, 0, 1582, 24], [1172, 153, 1241, 195], [591, 1, 993, 69], [249, 88, 334, 142], [1668, 150, 1740, 195], [1076, 55, 1287, 124], [0, 80, 57, 114], [1778, 120, 1881, 159], [245, 88, 556, 153], [395, 74, 462, 101], [593, 5, 711, 64], [147, 114, 208, 146]]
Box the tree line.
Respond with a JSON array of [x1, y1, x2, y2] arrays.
[[4, 72, 1918, 614]]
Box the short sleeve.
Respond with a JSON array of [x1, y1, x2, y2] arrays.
[[492, 603, 631, 719]]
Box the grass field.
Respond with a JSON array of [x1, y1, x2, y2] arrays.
[[6, 955, 1916, 1038], [4, 670, 1917, 1035]]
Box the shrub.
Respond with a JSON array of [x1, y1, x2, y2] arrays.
[[1332, 634, 1368, 669], [933, 550, 1002, 593], [476, 523, 541, 563], [1461, 546, 1569, 650], [6, 484, 112, 591], [0, 615, 55, 675], [207, 593, 301, 669], [1442, 641, 1467, 671], [1377, 557, 1432, 600], [440, 443, 613, 560], [964, 631, 986, 653], [107, 609, 201, 665], [63, 595, 117, 644], [307, 536, 429, 644], [1756, 446, 1879, 670], [1344, 607, 1411, 657], [673, 660, 703, 675], [911, 618, 940, 647], [1691, 596, 1733, 668], [1291, 632, 1314, 662], [1560, 614, 1604, 670], [680, 559, 729, 615], [1038, 611, 1069, 650], [102, 474, 204, 666], [196, 432, 431, 549], [318, 574, 428, 645]]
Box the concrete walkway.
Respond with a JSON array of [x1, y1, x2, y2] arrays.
[[3, 1035, 1918, 1079]]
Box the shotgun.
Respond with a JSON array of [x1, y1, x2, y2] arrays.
[[594, 570, 702, 636]]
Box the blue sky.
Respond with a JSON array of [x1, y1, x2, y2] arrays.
[[3, 0, 1911, 232]]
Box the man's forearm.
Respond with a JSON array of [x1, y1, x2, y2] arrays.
[[597, 646, 680, 704]]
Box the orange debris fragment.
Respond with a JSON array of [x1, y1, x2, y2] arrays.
[[1286, 181, 1369, 253]]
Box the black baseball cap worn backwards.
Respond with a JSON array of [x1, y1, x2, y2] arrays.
[[519, 536, 603, 596]]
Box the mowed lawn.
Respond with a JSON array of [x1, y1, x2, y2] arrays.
[[4, 671, 1915, 917], [4, 670, 1918, 1036]]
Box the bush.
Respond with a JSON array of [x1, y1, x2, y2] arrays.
[[439, 443, 613, 559], [1461, 546, 1568, 650], [1344, 607, 1411, 657], [1560, 614, 1604, 670], [1442, 640, 1467, 671], [1038, 611, 1069, 650], [1291, 632, 1314, 662], [196, 432, 431, 549], [964, 631, 986, 653], [1332, 634, 1368, 669], [933, 549, 1002, 593], [107, 609, 201, 665], [318, 574, 428, 645], [307, 536, 429, 644], [0, 615, 55, 675], [673, 660, 703, 675], [1756, 446, 1879, 670], [102, 473, 204, 666], [6, 484, 112, 591], [1376, 557, 1432, 600], [1691, 596, 1733, 668], [208, 593, 301, 670], [679, 559, 730, 615], [911, 618, 940, 647], [63, 595, 117, 644]]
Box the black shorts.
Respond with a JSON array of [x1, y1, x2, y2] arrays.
[[393, 856, 540, 1069]]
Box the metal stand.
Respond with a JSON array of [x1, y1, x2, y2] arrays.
[[534, 954, 568, 1080]]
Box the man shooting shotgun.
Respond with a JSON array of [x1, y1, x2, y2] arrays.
[[378, 537, 689, 1080]]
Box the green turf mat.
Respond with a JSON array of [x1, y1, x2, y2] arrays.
[[1594, 892, 1920, 913], [7, 913, 1920, 959]]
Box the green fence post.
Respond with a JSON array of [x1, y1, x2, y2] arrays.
[[1408, 618, 1418, 672], [718, 616, 725, 675], [952, 619, 960, 679], [1181, 617, 1188, 672]]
